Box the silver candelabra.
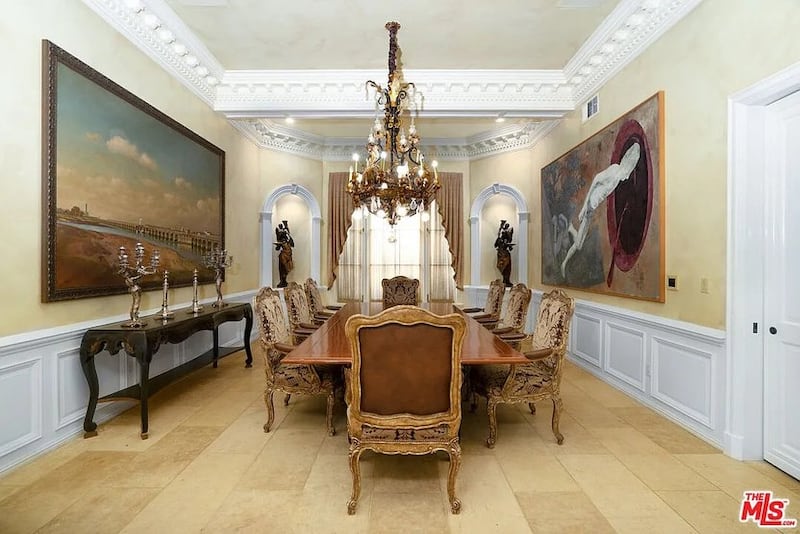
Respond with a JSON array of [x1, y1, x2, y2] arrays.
[[158, 270, 174, 320], [118, 242, 160, 327], [188, 269, 204, 314], [204, 247, 233, 308]]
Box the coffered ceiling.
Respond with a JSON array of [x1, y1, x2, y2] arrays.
[[82, 0, 702, 159]]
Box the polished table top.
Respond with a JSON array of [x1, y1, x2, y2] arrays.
[[282, 302, 529, 366]]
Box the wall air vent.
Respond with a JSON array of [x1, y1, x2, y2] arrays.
[[583, 94, 599, 122]]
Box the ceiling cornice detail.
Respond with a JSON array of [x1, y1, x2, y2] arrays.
[[565, 0, 704, 104], [83, 0, 703, 155], [82, 0, 225, 105], [230, 119, 560, 162], [215, 69, 573, 116]]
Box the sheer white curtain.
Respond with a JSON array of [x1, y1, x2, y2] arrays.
[[336, 203, 455, 302]]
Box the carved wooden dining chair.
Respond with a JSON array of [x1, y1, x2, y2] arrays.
[[477, 283, 532, 343], [471, 289, 575, 448], [461, 279, 505, 321], [253, 287, 336, 436], [344, 305, 467, 515], [284, 281, 324, 344], [304, 278, 342, 319], [381, 276, 420, 308]]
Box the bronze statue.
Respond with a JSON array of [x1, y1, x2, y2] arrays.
[[494, 220, 515, 287], [275, 220, 295, 288]]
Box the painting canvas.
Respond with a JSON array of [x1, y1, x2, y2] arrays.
[[42, 40, 225, 302], [541, 92, 664, 301]]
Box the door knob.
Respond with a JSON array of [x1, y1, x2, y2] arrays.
[[769, 326, 778, 335]]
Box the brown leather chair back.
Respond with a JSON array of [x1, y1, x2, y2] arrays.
[[345, 305, 466, 428]]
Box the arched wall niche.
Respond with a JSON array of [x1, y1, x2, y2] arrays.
[[259, 183, 321, 288], [469, 183, 529, 286]]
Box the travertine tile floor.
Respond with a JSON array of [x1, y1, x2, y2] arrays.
[[0, 353, 797, 533]]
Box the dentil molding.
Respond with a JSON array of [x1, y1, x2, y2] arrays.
[[230, 119, 561, 161], [82, 0, 703, 157]]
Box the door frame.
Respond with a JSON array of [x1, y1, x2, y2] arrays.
[[726, 61, 800, 460]]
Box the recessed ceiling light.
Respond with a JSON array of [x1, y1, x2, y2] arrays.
[[285, 117, 295, 124], [495, 116, 506, 123]]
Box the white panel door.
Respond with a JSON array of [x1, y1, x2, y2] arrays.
[[764, 89, 800, 479]]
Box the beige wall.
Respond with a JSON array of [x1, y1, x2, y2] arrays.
[[522, 0, 800, 329], [0, 1, 261, 337]]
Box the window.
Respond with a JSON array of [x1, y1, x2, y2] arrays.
[[337, 203, 455, 302]]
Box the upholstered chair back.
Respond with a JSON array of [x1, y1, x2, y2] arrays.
[[500, 283, 532, 332], [530, 289, 575, 377], [304, 278, 325, 315], [284, 281, 315, 329], [485, 279, 506, 316], [253, 286, 291, 379], [345, 305, 466, 427], [381, 276, 420, 308]]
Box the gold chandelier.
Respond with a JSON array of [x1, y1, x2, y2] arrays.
[[347, 21, 439, 226]]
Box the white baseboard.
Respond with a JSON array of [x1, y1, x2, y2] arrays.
[[0, 289, 258, 476]]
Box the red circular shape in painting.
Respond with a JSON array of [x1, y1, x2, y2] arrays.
[[605, 120, 652, 275]]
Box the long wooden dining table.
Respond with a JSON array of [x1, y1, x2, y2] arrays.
[[281, 302, 529, 366]]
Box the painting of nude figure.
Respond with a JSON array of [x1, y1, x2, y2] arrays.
[[541, 92, 664, 302]]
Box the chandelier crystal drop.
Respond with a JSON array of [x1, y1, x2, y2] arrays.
[[347, 21, 440, 226]]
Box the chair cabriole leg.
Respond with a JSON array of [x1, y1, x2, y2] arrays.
[[263, 389, 275, 433], [552, 394, 564, 445], [347, 446, 363, 514]]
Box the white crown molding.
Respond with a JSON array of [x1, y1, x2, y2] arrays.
[[81, 0, 225, 105], [565, 0, 704, 104], [83, 0, 703, 146], [215, 69, 574, 116], [230, 119, 560, 161]]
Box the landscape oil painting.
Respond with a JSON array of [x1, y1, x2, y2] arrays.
[[42, 40, 225, 302], [541, 92, 664, 302]]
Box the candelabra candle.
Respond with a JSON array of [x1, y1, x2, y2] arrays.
[[158, 270, 174, 320], [189, 268, 204, 314], [117, 242, 160, 328]]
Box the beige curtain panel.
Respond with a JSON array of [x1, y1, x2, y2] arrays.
[[327, 172, 355, 287], [436, 172, 464, 289]]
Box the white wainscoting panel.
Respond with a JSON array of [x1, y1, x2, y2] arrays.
[[56, 349, 89, 431], [530, 291, 727, 448], [572, 312, 602, 368], [0, 358, 42, 458], [651, 336, 713, 428], [605, 322, 646, 391], [0, 290, 258, 476]]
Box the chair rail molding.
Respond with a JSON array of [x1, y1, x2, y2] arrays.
[[0, 290, 258, 475], [469, 183, 529, 287], [260, 183, 321, 288]]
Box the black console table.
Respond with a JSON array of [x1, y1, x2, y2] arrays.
[[80, 302, 253, 439]]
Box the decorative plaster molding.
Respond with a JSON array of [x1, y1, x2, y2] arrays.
[[83, 0, 703, 154], [81, 0, 225, 105], [565, 0, 705, 103], [231, 118, 561, 161]]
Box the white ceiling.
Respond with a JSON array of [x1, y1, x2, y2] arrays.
[[164, 0, 618, 70], [84, 0, 703, 158]]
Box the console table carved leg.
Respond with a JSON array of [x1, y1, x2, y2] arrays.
[[213, 326, 220, 369], [80, 348, 99, 438], [138, 357, 150, 439], [243, 306, 253, 368]]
